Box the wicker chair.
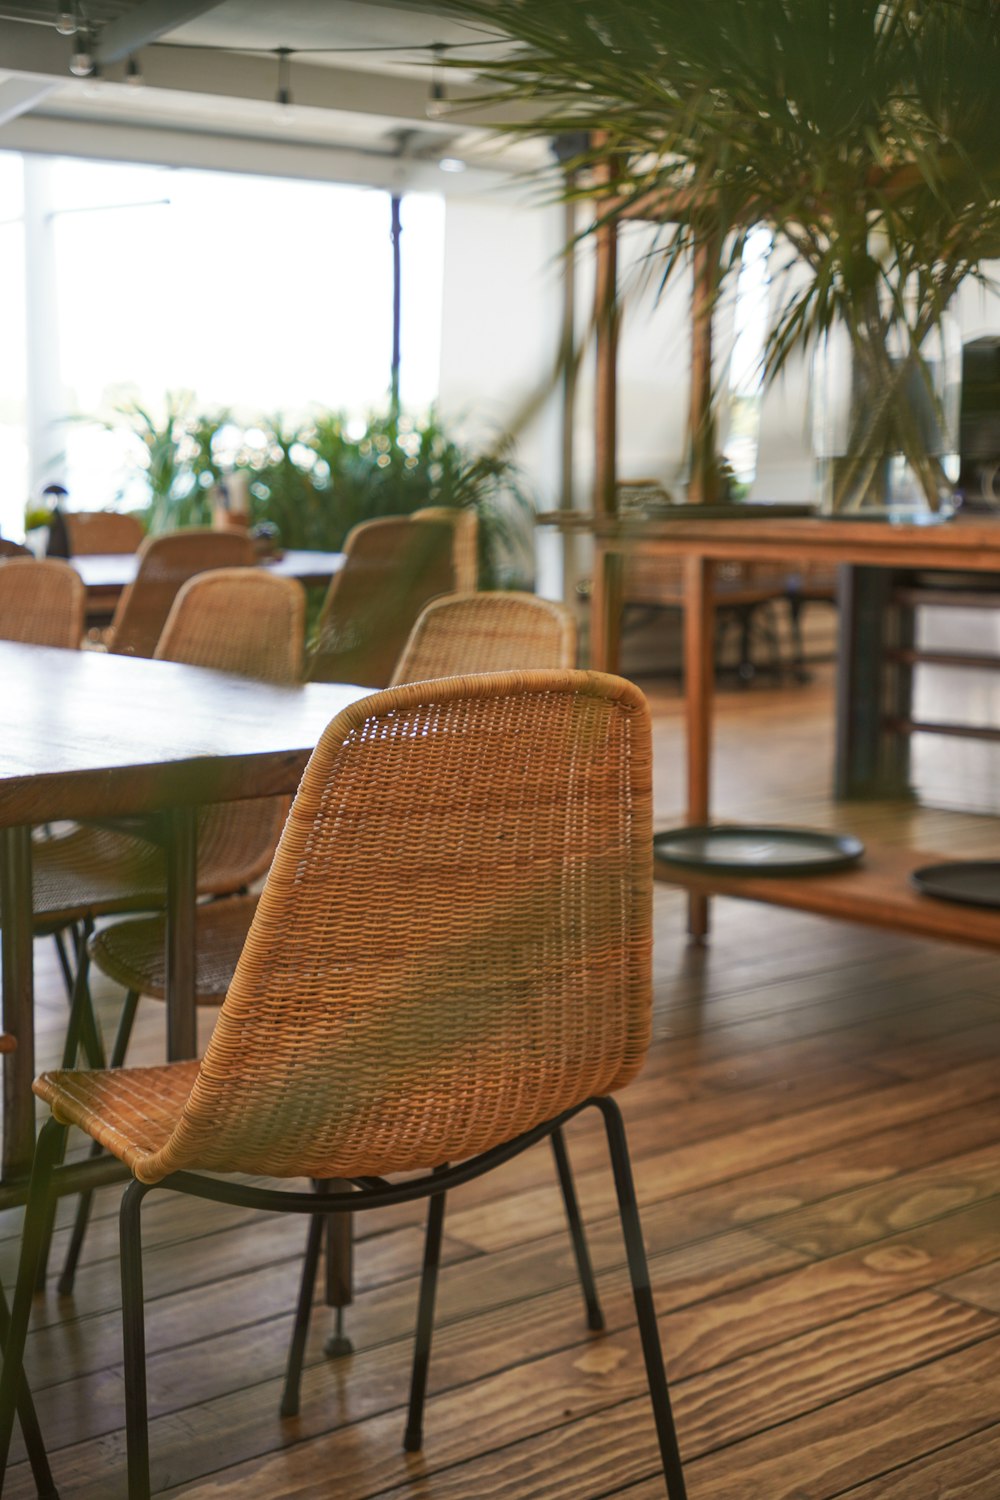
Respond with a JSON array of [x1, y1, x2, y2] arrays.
[[0, 671, 686, 1500], [54, 569, 305, 1293], [306, 515, 457, 687], [392, 591, 576, 684], [106, 528, 256, 658], [0, 1034, 59, 1500], [64, 510, 144, 556], [0, 558, 84, 649], [412, 505, 479, 592], [0, 539, 31, 559]]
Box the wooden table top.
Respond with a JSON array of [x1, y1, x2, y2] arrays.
[[0, 643, 370, 827], [536, 511, 1000, 569], [71, 548, 345, 592]]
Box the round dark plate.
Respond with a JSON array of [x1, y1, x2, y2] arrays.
[[911, 861, 1000, 909], [653, 825, 865, 876]]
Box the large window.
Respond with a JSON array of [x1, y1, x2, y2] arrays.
[[0, 154, 27, 540], [5, 152, 445, 530]]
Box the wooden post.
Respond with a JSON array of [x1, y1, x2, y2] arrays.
[[594, 211, 619, 515], [684, 553, 716, 939], [687, 232, 720, 505]]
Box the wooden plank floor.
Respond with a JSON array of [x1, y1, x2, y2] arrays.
[[5, 665, 1000, 1498]]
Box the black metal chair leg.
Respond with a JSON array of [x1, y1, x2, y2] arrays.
[[0, 1118, 68, 1490], [550, 1126, 604, 1331], [51, 928, 76, 1004], [0, 1280, 60, 1498], [596, 1098, 687, 1500], [280, 1214, 324, 1418], [120, 1178, 153, 1500], [403, 1167, 447, 1453], [60, 922, 105, 1073], [58, 989, 140, 1298]]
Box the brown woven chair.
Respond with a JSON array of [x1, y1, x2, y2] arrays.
[[306, 515, 457, 687], [0, 671, 686, 1500], [106, 528, 255, 659], [64, 510, 144, 556], [392, 590, 577, 684], [412, 505, 479, 592], [54, 569, 304, 1293], [0, 1033, 59, 1499], [0, 539, 31, 559], [0, 558, 84, 649]]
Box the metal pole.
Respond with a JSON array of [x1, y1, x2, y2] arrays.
[[390, 192, 402, 414]]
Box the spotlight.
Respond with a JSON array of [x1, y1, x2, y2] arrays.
[[55, 4, 76, 37], [438, 157, 466, 174], [69, 29, 94, 77], [274, 47, 294, 119], [426, 43, 448, 120]]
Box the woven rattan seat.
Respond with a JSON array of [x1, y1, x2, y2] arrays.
[[30, 826, 165, 929], [106, 529, 256, 659], [64, 511, 144, 556], [392, 591, 576, 684], [91, 895, 258, 1004], [0, 558, 84, 649], [3, 671, 686, 1500], [306, 515, 457, 686]]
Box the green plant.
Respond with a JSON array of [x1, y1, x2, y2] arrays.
[[442, 0, 1000, 509], [105, 402, 534, 589]]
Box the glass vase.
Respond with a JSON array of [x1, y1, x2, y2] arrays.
[[811, 312, 961, 521]]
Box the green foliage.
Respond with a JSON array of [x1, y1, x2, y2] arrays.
[[106, 402, 534, 589], [442, 0, 1000, 505]]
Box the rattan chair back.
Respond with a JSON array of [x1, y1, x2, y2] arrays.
[[0, 558, 84, 649], [0, 540, 31, 559], [156, 568, 305, 891], [115, 670, 652, 1183], [64, 510, 144, 556], [306, 515, 456, 687], [392, 592, 576, 684], [107, 529, 255, 659], [412, 506, 478, 592]]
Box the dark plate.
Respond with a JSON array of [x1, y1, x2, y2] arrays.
[[653, 824, 865, 876], [911, 861, 1000, 909]]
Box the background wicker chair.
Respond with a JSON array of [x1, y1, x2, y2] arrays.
[[63, 510, 144, 556], [392, 591, 576, 684], [0, 1034, 59, 1499], [306, 515, 457, 687], [0, 558, 84, 649], [0, 670, 686, 1500], [0, 539, 31, 559], [106, 528, 255, 658], [412, 505, 478, 592], [56, 568, 305, 1292]]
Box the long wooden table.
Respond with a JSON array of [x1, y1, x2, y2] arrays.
[[0, 643, 368, 1201], [72, 549, 345, 620], [539, 510, 1000, 942]]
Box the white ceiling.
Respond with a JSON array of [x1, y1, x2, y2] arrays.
[[0, 1, 544, 188]]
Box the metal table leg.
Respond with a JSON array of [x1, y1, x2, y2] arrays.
[[0, 827, 35, 1182], [164, 806, 198, 1061]]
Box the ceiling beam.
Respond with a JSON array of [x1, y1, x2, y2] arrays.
[[0, 73, 56, 128], [95, 1, 227, 65]]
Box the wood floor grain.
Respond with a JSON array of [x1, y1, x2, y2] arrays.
[[6, 664, 1000, 1499]]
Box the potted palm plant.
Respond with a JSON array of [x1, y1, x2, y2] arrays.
[[441, 0, 1000, 515]]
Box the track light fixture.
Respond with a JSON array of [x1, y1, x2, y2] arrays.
[[426, 42, 448, 120], [69, 27, 94, 77], [55, 3, 77, 37]]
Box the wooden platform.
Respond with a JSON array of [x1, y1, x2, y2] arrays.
[[656, 839, 1000, 951], [4, 668, 1000, 1498]]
